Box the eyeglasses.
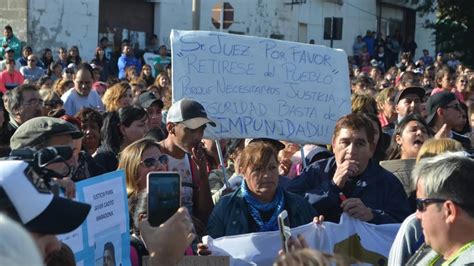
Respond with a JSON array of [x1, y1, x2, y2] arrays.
[[460, 80, 468, 84], [141, 155, 168, 168], [28, 59, 36, 62], [444, 103, 462, 111], [416, 198, 447, 212]]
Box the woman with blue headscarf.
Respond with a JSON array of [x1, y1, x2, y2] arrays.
[[207, 142, 317, 238]]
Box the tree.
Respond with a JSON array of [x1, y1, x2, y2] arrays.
[[418, 0, 474, 67]]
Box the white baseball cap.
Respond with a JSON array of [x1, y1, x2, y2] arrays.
[[167, 98, 216, 129], [0, 160, 90, 235]]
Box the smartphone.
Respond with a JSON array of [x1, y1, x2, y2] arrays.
[[278, 210, 291, 254], [147, 172, 181, 227]]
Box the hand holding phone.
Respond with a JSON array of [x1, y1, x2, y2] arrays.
[[278, 210, 291, 254], [147, 172, 181, 227]]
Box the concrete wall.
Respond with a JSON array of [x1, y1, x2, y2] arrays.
[[27, 0, 99, 61], [0, 0, 28, 42]]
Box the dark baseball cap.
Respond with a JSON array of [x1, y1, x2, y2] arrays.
[[167, 98, 216, 129], [137, 91, 164, 109], [394, 86, 425, 104], [10, 117, 83, 149], [0, 160, 90, 235], [426, 91, 457, 126], [5, 47, 14, 53]]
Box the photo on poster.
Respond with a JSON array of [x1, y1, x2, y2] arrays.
[[94, 225, 122, 266]]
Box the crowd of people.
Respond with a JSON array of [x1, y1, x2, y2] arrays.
[[1, 22, 474, 266]]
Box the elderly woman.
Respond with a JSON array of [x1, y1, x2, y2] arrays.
[[207, 142, 317, 238]]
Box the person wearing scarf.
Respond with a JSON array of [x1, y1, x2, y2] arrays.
[[207, 142, 317, 238]]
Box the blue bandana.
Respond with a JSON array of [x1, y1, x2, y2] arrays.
[[240, 180, 285, 232]]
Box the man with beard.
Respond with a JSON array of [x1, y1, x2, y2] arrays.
[[159, 99, 215, 224], [118, 44, 141, 80], [0, 84, 42, 149]]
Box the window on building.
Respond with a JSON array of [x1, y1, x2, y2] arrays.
[[323, 17, 343, 40]]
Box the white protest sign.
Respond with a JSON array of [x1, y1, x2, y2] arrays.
[[171, 30, 351, 144], [58, 171, 130, 266]]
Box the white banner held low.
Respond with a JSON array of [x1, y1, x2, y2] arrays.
[[204, 214, 400, 266], [171, 30, 351, 144]]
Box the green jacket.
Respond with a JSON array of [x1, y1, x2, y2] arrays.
[[0, 35, 22, 60]]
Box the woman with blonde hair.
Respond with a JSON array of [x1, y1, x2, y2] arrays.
[[351, 93, 377, 114], [153, 72, 170, 97], [416, 138, 464, 162], [118, 138, 167, 196], [102, 81, 133, 112]]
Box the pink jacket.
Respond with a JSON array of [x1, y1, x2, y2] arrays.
[[431, 87, 464, 103], [0, 70, 24, 93]]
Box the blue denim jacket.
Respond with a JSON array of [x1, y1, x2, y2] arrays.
[[207, 187, 317, 239], [284, 157, 410, 224]]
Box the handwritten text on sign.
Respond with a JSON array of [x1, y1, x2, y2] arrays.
[[171, 30, 351, 144]]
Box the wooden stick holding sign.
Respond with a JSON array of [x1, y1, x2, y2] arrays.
[[215, 139, 229, 188]]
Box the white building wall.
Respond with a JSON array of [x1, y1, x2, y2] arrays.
[[155, 0, 433, 59], [414, 11, 436, 60], [27, 0, 99, 62]]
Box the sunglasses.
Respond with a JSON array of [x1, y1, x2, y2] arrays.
[[416, 198, 446, 212], [141, 154, 168, 168]]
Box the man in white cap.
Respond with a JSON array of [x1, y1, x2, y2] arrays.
[[0, 160, 90, 262], [159, 98, 216, 224]]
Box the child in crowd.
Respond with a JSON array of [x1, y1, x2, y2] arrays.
[[431, 65, 464, 102]]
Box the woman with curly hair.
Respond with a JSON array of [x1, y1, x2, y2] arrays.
[[102, 81, 133, 112], [53, 78, 74, 97]]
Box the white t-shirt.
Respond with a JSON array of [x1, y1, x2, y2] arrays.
[[61, 88, 105, 115], [166, 154, 194, 214]]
